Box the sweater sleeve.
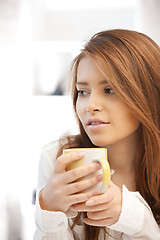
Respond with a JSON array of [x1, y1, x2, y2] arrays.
[[108, 185, 160, 239], [33, 140, 76, 240]]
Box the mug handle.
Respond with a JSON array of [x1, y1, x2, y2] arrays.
[[93, 158, 110, 193]]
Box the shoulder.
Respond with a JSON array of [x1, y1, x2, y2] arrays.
[[36, 140, 61, 191], [40, 140, 60, 166], [42, 140, 60, 155], [40, 135, 79, 167], [40, 136, 72, 164]]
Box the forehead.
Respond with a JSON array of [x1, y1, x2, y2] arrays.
[[77, 56, 106, 82]]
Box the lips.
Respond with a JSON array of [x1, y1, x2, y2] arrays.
[[87, 118, 110, 126]]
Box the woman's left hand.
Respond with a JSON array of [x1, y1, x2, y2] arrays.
[[71, 180, 122, 226]]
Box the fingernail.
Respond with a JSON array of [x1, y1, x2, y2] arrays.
[[86, 199, 95, 206], [77, 152, 84, 157], [97, 175, 102, 181], [96, 162, 102, 170]]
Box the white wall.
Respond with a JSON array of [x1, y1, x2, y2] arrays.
[[139, 0, 160, 44], [31, 0, 139, 41]]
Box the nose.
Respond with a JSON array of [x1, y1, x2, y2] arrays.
[[86, 92, 103, 113]]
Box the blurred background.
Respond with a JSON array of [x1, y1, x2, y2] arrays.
[[0, 0, 159, 239]]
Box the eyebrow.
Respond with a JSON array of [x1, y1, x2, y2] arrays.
[[76, 80, 108, 86]]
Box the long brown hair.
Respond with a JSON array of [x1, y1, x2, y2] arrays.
[[57, 29, 160, 239]]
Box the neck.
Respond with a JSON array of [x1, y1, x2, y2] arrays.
[[106, 130, 139, 191]]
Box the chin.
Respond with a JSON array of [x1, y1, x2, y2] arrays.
[[89, 137, 109, 147], [89, 135, 120, 148]]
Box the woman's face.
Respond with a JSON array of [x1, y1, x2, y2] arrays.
[[76, 56, 139, 147]]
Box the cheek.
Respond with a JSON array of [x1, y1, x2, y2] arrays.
[[76, 100, 84, 122], [111, 99, 138, 131], [127, 113, 139, 130], [117, 106, 139, 132]]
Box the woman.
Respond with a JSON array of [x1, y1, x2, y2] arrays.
[[34, 29, 160, 239]]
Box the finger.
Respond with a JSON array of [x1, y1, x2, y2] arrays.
[[87, 206, 121, 224], [84, 181, 119, 206], [85, 190, 113, 206], [66, 174, 102, 195], [64, 162, 102, 184], [71, 202, 110, 212], [54, 152, 84, 173], [68, 189, 100, 205], [83, 217, 113, 227], [87, 210, 111, 220]]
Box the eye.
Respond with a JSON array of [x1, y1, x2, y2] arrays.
[[104, 87, 115, 95], [77, 90, 88, 96]]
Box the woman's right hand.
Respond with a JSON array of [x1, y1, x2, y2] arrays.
[[39, 151, 102, 213]]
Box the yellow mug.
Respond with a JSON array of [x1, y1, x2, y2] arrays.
[[63, 148, 110, 193]]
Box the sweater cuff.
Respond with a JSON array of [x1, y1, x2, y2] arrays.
[[35, 189, 69, 233], [108, 185, 147, 235]]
